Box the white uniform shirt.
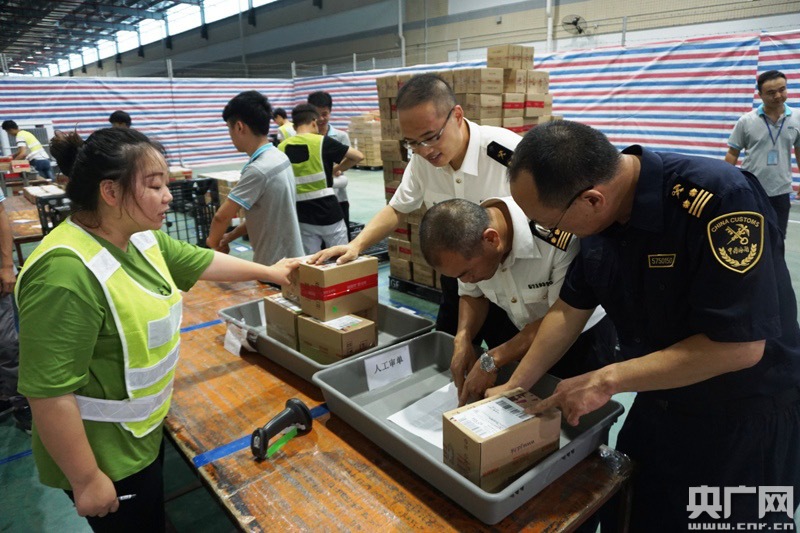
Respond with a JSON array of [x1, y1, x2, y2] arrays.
[[389, 119, 521, 212], [459, 197, 606, 332], [327, 125, 351, 203]]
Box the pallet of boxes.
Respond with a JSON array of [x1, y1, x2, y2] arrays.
[[473, 44, 561, 135], [263, 256, 379, 364], [376, 73, 442, 295], [348, 113, 383, 169], [211, 170, 246, 220]]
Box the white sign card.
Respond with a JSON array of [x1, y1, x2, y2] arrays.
[[364, 344, 413, 391]]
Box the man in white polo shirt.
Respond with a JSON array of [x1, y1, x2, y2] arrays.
[[725, 70, 800, 237], [311, 73, 522, 340], [419, 197, 616, 405]]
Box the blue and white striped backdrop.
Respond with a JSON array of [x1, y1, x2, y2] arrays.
[[0, 30, 797, 189]]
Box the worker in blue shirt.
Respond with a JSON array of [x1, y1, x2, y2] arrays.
[[488, 120, 800, 531]]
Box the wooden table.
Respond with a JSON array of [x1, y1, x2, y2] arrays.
[[169, 280, 633, 532], [4, 194, 44, 266]]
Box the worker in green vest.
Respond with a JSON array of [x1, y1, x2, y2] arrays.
[[1, 120, 55, 180], [278, 104, 363, 253], [273, 108, 295, 142]]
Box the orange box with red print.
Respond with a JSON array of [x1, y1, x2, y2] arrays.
[[298, 256, 379, 321]]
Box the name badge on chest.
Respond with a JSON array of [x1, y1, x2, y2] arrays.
[[767, 149, 778, 166]]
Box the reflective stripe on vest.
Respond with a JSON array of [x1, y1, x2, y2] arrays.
[[16, 219, 183, 438], [279, 123, 295, 139], [279, 133, 336, 202], [16, 130, 44, 159]]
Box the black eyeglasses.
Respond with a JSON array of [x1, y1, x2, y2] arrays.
[[402, 106, 455, 150], [531, 186, 593, 240]]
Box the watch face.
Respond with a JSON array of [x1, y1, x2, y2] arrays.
[[480, 353, 495, 372]]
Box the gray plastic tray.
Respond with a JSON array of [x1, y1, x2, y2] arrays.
[[218, 299, 435, 382], [312, 331, 624, 525]]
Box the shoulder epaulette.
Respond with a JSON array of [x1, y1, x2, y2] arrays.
[[529, 223, 573, 251], [487, 141, 514, 167], [668, 178, 717, 219]]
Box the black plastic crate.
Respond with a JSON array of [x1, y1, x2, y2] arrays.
[[36, 194, 71, 235], [164, 178, 219, 247]]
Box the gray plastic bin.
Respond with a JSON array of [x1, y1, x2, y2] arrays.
[[218, 299, 435, 382], [312, 331, 624, 525]]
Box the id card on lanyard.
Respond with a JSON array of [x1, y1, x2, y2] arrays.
[[242, 143, 272, 172], [763, 115, 785, 166]]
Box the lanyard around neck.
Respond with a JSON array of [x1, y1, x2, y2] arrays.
[[242, 143, 272, 172], [762, 114, 786, 146]]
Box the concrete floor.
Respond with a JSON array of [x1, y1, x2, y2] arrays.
[[1, 166, 798, 531]]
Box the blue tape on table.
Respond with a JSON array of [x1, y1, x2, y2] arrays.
[[181, 318, 223, 333], [191, 403, 329, 468]]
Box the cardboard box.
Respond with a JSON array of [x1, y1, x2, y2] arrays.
[[168, 166, 192, 180], [281, 254, 313, 302], [502, 117, 535, 135], [406, 204, 428, 225], [503, 69, 527, 94], [298, 314, 376, 362], [487, 44, 522, 69], [298, 256, 379, 321], [392, 223, 411, 240], [474, 118, 503, 127], [385, 180, 401, 203], [22, 184, 64, 203], [264, 294, 303, 350], [436, 70, 454, 90], [524, 93, 554, 117], [387, 237, 413, 262], [467, 68, 504, 94], [443, 388, 561, 492], [462, 94, 503, 120], [11, 160, 31, 172], [389, 257, 412, 281], [412, 261, 435, 286], [520, 46, 534, 70], [378, 98, 392, 121], [526, 70, 550, 94], [502, 93, 525, 118], [380, 140, 407, 162]]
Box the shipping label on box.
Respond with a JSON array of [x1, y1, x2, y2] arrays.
[[503, 69, 527, 94], [526, 70, 550, 94], [264, 294, 303, 350], [298, 314, 376, 362], [443, 388, 561, 492], [389, 257, 413, 281], [524, 93, 554, 118], [502, 93, 525, 118], [298, 256, 379, 321]]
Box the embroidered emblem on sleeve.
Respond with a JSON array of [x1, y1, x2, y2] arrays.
[[487, 141, 514, 167], [707, 211, 763, 274]]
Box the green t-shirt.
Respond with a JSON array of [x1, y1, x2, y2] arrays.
[[17, 230, 214, 489]]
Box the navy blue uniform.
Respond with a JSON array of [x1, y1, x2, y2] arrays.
[[560, 146, 800, 531]]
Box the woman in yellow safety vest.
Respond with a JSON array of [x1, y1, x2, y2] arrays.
[[16, 127, 299, 532]]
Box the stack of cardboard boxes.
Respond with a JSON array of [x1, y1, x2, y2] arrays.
[[482, 44, 561, 135], [0, 156, 33, 182], [168, 166, 193, 181], [348, 113, 383, 168], [265, 256, 379, 363], [376, 73, 441, 291]]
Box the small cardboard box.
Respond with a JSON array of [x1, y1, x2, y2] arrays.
[[264, 294, 303, 350], [11, 160, 31, 172], [443, 388, 561, 492], [380, 140, 407, 162], [412, 261, 435, 286], [387, 237, 413, 262], [467, 68, 504, 94], [168, 166, 192, 180], [298, 314, 376, 362], [487, 44, 522, 69], [502, 93, 525, 118], [298, 256, 379, 321], [389, 257, 412, 281], [281, 254, 313, 302], [503, 69, 528, 94], [502, 117, 534, 135], [524, 93, 554, 117], [526, 70, 550, 94], [462, 94, 503, 120], [22, 184, 63, 203]]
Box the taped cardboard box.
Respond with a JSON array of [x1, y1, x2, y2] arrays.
[[264, 294, 303, 350], [281, 254, 314, 302], [298, 314, 376, 363], [387, 237, 413, 262], [443, 388, 561, 492], [524, 93, 554, 118], [11, 160, 31, 172], [298, 256, 379, 321], [502, 93, 525, 118]]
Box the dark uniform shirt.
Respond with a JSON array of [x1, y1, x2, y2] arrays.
[[560, 145, 800, 408]]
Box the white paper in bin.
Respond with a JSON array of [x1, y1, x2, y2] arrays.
[[217, 299, 435, 382], [312, 331, 624, 524]]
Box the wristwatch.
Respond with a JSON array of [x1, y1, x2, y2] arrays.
[[479, 351, 498, 374]]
